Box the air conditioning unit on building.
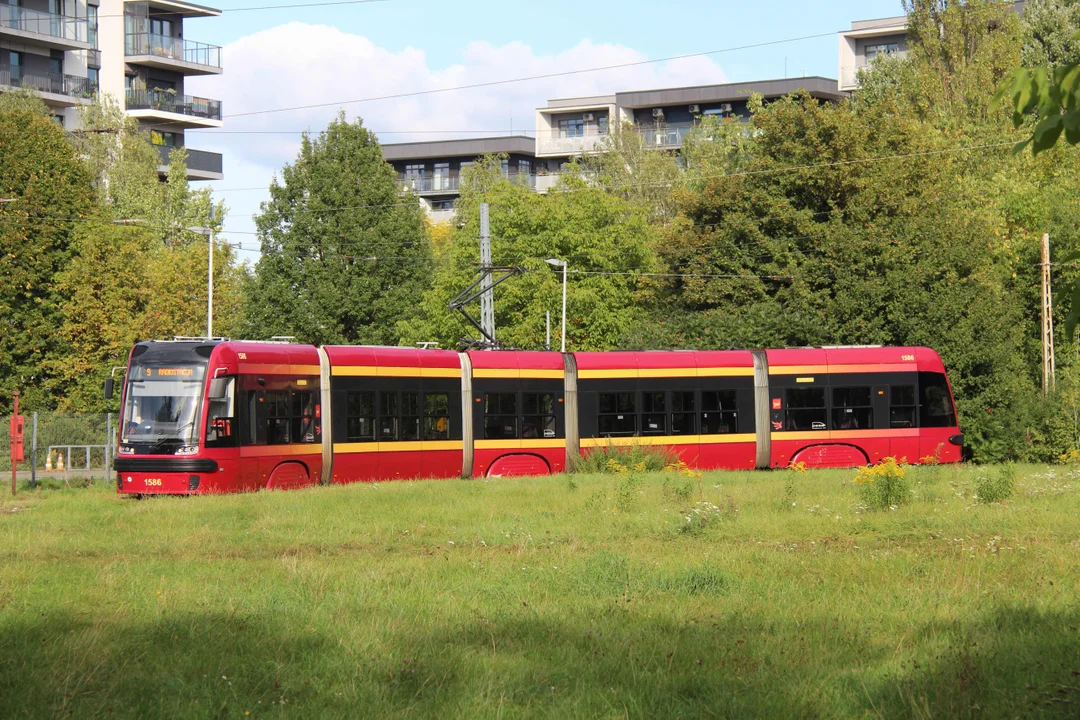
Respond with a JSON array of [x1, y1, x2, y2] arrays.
[[720, 103, 733, 113], [583, 112, 594, 121], [652, 108, 665, 118], [689, 104, 701, 114]]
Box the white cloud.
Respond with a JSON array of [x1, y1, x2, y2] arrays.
[[185, 23, 728, 243]]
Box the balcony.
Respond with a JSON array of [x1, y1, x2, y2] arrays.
[[536, 127, 608, 157], [0, 64, 95, 106], [641, 125, 694, 150], [0, 5, 90, 51], [126, 90, 223, 128], [400, 175, 461, 195], [155, 144, 223, 181], [125, 33, 223, 75]]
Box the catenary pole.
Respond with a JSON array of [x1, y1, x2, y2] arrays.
[[479, 203, 494, 344], [1041, 232, 1055, 392]]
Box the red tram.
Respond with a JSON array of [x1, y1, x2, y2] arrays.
[[110, 340, 963, 495]]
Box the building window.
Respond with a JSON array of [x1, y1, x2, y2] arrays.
[[518, 159, 531, 176], [642, 392, 666, 435], [832, 387, 873, 430], [866, 43, 899, 61], [483, 393, 518, 439], [671, 391, 695, 435], [404, 163, 424, 191], [150, 18, 173, 38], [558, 118, 585, 138], [500, 158, 509, 177], [88, 4, 98, 48], [87, 67, 99, 91], [151, 130, 180, 147], [523, 393, 556, 439], [424, 393, 450, 439], [346, 391, 376, 442], [598, 392, 636, 436], [890, 385, 916, 428], [430, 199, 455, 211], [597, 115, 608, 134], [433, 162, 449, 191], [701, 390, 737, 434], [8, 51, 21, 85], [785, 388, 827, 432]]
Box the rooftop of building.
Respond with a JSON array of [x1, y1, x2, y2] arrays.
[[380, 135, 536, 161], [542, 76, 846, 110]]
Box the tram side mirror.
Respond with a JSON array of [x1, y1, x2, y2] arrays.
[[104, 377, 114, 400], [209, 378, 228, 398]]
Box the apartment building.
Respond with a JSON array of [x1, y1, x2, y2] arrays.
[[839, 1, 1026, 92], [98, 0, 223, 179], [382, 135, 540, 222], [0, 0, 223, 180], [535, 77, 846, 163], [382, 77, 845, 222], [1, 0, 95, 124]]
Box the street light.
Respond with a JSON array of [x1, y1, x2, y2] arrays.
[[546, 258, 568, 353]]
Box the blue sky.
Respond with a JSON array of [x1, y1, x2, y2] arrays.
[[180, 0, 908, 258]]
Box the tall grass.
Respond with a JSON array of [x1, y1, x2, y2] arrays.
[[0, 463, 1078, 718]]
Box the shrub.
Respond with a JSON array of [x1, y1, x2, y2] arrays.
[[852, 456, 910, 511], [570, 444, 675, 474], [976, 463, 1016, 504]]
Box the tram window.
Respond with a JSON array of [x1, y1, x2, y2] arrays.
[[919, 373, 956, 428], [671, 391, 696, 435], [401, 392, 421, 441], [522, 393, 557, 439], [484, 393, 519, 439], [890, 385, 917, 428], [243, 390, 260, 445], [832, 387, 873, 430], [424, 392, 451, 440], [785, 388, 827, 431], [205, 377, 237, 448], [642, 391, 666, 435], [346, 391, 375, 442], [379, 392, 399, 441], [701, 390, 738, 434], [291, 391, 318, 443], [598, 392, 636, 436], [266, 391, 291, 444]]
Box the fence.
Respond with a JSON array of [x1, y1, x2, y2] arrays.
[[0, 413, 114, 486]]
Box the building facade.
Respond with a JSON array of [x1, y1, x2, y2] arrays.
[[1, 0, 223, 181], [839, 1, 1026, 92]]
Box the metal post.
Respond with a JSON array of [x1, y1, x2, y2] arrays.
[[479, 203, 494, 344], [560, 263, 567, 354], [208, 223, 215, 339], [1041, 232, 1056, 392], [30, 412, 37, 489], [105, 412, 111, 475]]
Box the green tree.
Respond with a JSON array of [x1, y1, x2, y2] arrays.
[[399, 157, 660, 350], [244, 114, 431, 345], [0, 92, 95, 412], [1022, 0, 1080, 68], [583, 122, 684, 223]]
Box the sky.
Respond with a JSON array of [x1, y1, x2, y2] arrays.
[[181, 0, 908, 260]]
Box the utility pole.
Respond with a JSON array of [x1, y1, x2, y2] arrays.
[[479, 203, 494, 344], [1042, 232, 1056, 392]]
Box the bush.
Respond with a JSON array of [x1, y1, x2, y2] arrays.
[[852, 457, 910, 511], [570, 444, 675, 474], [975, 463, 1016, 504]]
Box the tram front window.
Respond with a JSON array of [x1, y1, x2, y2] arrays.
[[122, 365, 205, 447]]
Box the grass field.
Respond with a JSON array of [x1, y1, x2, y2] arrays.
[[0, 462, 1078, 719]]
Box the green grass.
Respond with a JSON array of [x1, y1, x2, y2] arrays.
[[1, 463, 1079, 718]]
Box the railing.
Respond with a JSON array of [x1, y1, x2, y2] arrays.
[[155, 144, 223, 175], [0, 4, 88, 43], [0, 64, 96, 99], [126, 90, 222, 120], [399, 175, 461, 194], [536, 127, 608, 156], [839, 65, 865, 89], [125, 33, 222, 69], [641, 125, 694, 149]]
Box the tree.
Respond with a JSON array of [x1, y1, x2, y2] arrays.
[[582, 122, 684, 224], [1022, 0, 1080, 68], [399, 157, 660, 351], [0, 92, 95, 412], [244, 114, 432, 345]]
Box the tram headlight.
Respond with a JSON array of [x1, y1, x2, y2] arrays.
[[175, 445, 199, 456], [118, 445, 135, 455]]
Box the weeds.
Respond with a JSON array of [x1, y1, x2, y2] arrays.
[[570, 444, 675, 474], [976, 463, 1016, 504], [852, 456, 910, 511]]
